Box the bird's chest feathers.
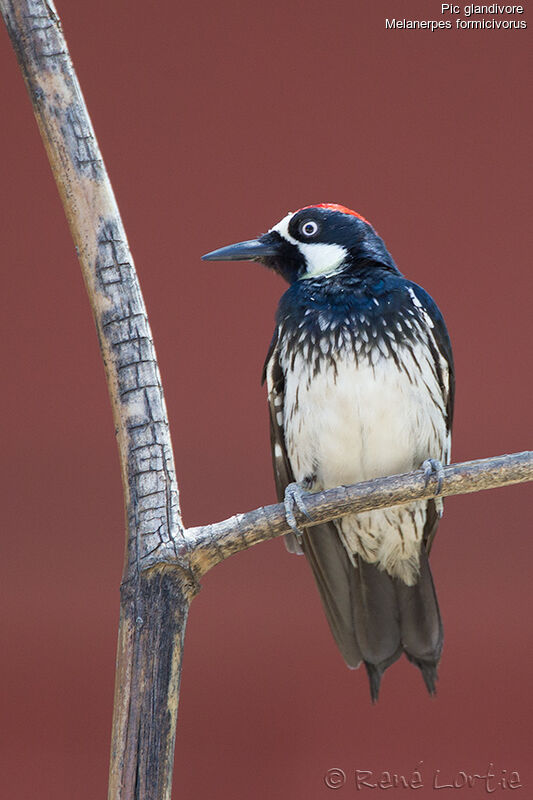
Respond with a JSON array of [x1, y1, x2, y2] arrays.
[[278, 324, 446, 489]]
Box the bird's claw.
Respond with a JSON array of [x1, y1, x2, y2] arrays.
[[422, 458, 445, 496], [284, 482, 311, 538]]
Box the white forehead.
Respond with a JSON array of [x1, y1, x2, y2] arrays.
[[269, 211, 297, 244]]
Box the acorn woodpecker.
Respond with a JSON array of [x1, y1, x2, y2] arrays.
[[202, 203, 454, 701]]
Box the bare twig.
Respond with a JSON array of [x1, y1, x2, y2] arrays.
[[2, 3, 532, 800], [185, 451, 533, 576]]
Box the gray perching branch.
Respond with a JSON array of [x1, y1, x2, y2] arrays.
[[183, 451, 533, 578], [1, 2, 531, 800]]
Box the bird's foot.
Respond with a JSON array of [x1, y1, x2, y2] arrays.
[[283, 482, 311, 538], [422, 458, 445, 496]]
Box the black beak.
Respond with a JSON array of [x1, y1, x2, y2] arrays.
[[201, 233, 280, 262]]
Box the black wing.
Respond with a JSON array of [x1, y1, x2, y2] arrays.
[[409, 282, 455, 553], [410, 282, 455, 438], [262, 328, 301, 554]]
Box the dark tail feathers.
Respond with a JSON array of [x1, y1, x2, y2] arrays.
[[302, 523, 442, 702], [352, 550, 443, 702]]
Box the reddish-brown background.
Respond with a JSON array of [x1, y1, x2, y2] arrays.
[[1, 1, 531, 798]]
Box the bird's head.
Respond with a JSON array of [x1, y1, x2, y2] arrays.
[[202, 203, 397, 283]]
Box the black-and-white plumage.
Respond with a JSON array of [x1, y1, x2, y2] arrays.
[[203, 204, 454, 700]]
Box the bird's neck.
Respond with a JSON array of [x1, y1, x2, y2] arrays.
[[276, 265, 405, 336]]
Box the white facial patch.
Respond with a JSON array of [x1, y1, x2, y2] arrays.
[[297, 242, 347, 277], [270, 212, 348, 279]]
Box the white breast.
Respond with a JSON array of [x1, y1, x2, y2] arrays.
[[279, 338, 448, 584]]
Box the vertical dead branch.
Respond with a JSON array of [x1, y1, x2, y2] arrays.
[[0, 2, 197, 798]]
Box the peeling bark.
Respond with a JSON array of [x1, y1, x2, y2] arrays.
[[0, 2, 196, 797]]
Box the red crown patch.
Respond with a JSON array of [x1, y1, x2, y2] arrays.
[[297, 203, 372, 227]]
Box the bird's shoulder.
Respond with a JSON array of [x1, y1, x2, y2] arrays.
[[272, 272, 448, 346], [403, 280, 455, 431]]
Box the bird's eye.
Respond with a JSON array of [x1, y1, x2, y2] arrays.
[[300, 220, 319, 237]]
